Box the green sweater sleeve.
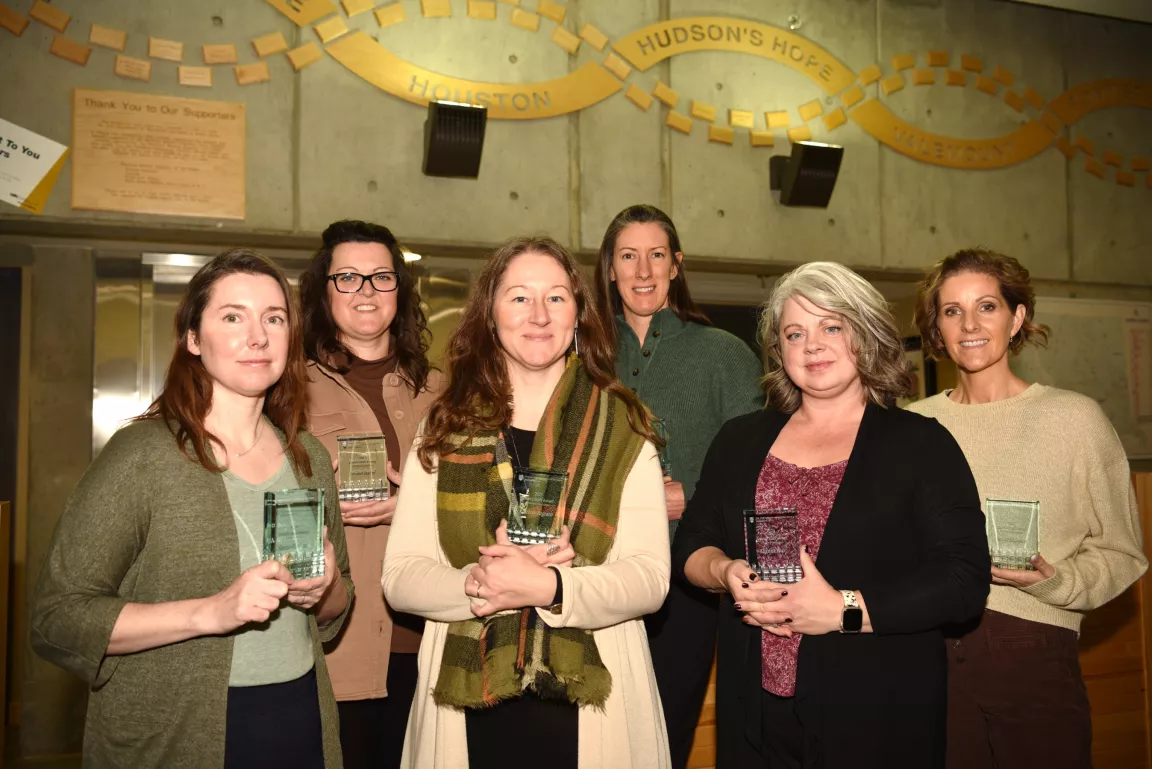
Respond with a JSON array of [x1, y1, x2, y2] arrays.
[[31, 427, 151, 686], [305, 436, 354, 643], [717, 335, 766, 422]]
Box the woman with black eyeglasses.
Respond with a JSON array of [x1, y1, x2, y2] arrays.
[[298, 220, 444, 769]]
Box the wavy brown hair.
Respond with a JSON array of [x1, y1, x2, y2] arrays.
[[915, 247, 1050, 361], [418, 235, 657, 471], [134, 248, 312, 475], [759, 261, 912, 412], [299, 220, 432, 392], [594, 204, 712, 351]]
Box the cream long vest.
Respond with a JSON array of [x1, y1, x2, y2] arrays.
[[381, 439, 673, 769]]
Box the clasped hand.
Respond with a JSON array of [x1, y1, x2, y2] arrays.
[[991, 554, 1055, 588], [335, 458, 403, 527], [727, 547, 842, 638], [466, 520, 574, 618], [199, 527, 339, 635]]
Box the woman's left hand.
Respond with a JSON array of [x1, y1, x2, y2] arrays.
[[285, 527, 339, 610], [991, 554, 1055, 587], [760, 547, 842, 638], [468, 540, 556, 618]]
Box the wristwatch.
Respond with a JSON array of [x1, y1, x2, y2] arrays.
[[839, 589, 862, 634], [544, 566, 564, 615]]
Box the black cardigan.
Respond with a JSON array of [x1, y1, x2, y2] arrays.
[[671, 403, 990, 769]]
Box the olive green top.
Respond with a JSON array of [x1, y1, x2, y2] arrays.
[[31, 418, 353, 769], [223, 459, 315, 687]]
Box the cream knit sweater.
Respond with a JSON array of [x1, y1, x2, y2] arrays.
[[908, 384, 1147, 632]]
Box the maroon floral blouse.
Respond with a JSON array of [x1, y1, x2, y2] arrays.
[[755, 453, 847, 697]]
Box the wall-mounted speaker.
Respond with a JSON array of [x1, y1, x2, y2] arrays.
[[769, 141, 844, 207], [422, 101, 487, 179]]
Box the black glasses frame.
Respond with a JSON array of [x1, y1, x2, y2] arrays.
[[327, 272, 400, 293]]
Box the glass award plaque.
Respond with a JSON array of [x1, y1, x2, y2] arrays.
[[337, 432, 390, 502], [652, 417, 672, 476], [263, 488, 326, 579], [986, 498, 1039, 570], [744, 507, 802, 583], [506, 469, 568, 545]]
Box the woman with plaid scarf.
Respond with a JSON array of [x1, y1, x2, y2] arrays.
[[382, 236, 672, 769]]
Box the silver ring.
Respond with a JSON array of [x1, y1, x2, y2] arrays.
[[546, 543, 561, 556], [476, 584, 483, 599], [768, 623, 780, 628]]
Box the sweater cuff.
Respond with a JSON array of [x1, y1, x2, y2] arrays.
[[1020, 561, 1072, 606]]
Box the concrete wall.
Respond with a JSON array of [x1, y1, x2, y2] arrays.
[[2, 0, 1151, 758], [1, 0, 1149, 280]]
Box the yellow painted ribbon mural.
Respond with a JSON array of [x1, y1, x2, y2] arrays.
[[2, 0, 1148, 185]]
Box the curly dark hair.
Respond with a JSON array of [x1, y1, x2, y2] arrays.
[[299, 220, 432, 392], [915, 247, 1050, 361]]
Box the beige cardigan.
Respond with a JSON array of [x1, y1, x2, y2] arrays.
[[382, 440, 672, 769], [306, 361, 445, 700]]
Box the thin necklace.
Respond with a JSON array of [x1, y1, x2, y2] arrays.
[[235, 418, 265, 457]]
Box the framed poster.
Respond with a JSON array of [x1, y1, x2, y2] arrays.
[[72, 88, 245, 219]]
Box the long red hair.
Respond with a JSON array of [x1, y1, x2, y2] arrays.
[[418, 236, 656, 471], [134, 248, 312, 476]]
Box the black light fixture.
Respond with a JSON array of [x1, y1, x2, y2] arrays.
[[769, 141, 844, 207], [422, 101, 487, 179]]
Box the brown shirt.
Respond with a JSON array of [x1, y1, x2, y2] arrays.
[[341, 354, 419, 652], [306, 359, 445, 700], [343, 355, 403, 496]]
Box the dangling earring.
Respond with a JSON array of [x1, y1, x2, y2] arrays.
[[574, 323, 580, 357]]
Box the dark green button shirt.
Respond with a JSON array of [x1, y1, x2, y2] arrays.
[[615, 309, 765, 538]]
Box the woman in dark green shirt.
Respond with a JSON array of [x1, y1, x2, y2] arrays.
[[594, 204, 764, 769]]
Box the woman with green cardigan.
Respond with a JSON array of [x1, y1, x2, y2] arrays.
[[594, 204, 765, 769], [32, 249, 353, 769]]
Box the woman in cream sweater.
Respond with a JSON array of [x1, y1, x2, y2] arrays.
[[382, 236, 670, 769], [909, 247, 1148, 769]]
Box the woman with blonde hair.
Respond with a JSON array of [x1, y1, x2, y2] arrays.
[[673, 261, 989, 768], [382, 236, 671, 768], [909, 248, 1147, 769]]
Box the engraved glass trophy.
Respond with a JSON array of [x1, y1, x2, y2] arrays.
[[337, 432, 390, 502], [506, 469, 568, 545], [986, 498, 1039, 570], [652, 417, 672, 477], [744, 507, 802, 583], [263, 488, 326, 579]]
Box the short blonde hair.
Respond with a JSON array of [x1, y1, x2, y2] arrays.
[[759, 262, 912, 412]]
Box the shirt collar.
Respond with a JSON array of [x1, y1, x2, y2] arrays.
[[615, 307, 689, 343]]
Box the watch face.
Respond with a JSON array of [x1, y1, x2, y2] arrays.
[[842, 607, 864, 633]]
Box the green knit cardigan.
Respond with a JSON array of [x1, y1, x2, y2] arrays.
[[31, 418, 354, 769]]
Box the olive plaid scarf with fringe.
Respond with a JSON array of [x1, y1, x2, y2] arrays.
[[433, 355, 644, 710]]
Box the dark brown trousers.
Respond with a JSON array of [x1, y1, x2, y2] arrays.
[[946, 609, 1092, 769]]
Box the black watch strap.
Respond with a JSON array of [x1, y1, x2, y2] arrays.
[[545, 566, 563, 614]]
